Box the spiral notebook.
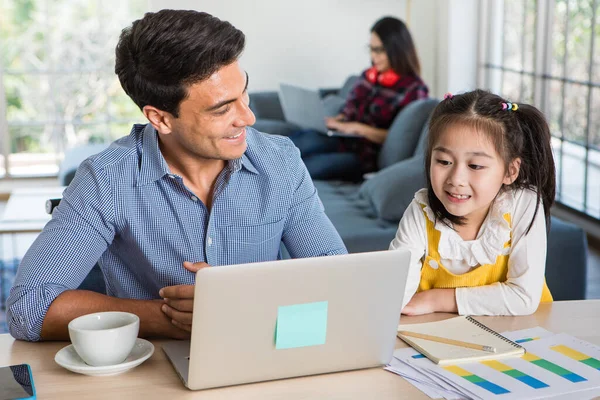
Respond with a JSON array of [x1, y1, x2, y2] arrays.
[[397, 316, 525, 365]]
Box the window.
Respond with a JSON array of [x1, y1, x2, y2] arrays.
[[479, 0, 600, 220], [0, 0, 146, 178]]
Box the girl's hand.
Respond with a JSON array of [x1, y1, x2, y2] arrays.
[[402, 291, 436, 315], [401, 289, 458, 315]]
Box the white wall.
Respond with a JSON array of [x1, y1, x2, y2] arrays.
[[149, 0, 408, 91], [443, 0, 479, 95], [409, 0, 439, 96], [410, 0, 479, 98], [147, 0, 479, 96]]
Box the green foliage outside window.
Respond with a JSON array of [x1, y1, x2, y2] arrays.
[[0, 0, 146, 159]]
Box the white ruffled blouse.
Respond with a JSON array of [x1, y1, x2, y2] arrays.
[[390, 188, 548, 316]]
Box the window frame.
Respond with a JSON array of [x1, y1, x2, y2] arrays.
[[478, 0, 600, 220]]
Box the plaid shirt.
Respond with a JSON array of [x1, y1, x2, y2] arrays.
[[340, 70, 429, 173]]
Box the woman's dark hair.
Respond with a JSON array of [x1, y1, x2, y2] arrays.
[[425, 89, 556, 233], [371, 17, 421, 77], [115, 10, 245, 117]]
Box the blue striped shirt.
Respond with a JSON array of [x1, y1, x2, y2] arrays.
[[7, 124, 347, 341]]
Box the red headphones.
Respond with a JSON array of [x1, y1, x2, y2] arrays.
[[365, 66, 401, 87]]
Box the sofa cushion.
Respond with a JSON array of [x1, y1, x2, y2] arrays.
[[249, 91, 285, 120], [322, 94, 346, 117], [359, 156, 426, 222], [545, 217, 588, 300], [378, 98, 439, 170], [338, 75, 359, 99], [252, 119, 300, 137], [317, 76, 358, 117], [314, 181, 398, 252], [413, 116, 432, 158]]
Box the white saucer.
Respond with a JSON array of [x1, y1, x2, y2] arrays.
[[55, 338, 154, 376]]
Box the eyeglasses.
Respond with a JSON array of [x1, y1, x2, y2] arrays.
[[367, 45, 386, 55]]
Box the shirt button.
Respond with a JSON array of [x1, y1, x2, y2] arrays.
[[191, 196, 198, 202], [207, 237, 213, 246], [168, 174, 176, 179]]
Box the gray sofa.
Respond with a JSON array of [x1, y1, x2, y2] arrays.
[[250, 85, 589, 301]]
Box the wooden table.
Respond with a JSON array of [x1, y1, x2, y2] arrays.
[[1, 300, 599, 399]]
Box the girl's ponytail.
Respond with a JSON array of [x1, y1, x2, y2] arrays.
[[513, 104, 556, 232]]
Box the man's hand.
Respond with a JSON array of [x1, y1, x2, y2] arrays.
[[401, 289, 458, 316], [159, 261, 209, 332]]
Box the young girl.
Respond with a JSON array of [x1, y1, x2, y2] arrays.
[[390, 89, 556, 316]]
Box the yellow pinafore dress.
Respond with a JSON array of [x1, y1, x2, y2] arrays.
[[417, 208, 553, 302]]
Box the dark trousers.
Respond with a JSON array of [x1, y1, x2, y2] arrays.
[[289, 130, 363, 181]]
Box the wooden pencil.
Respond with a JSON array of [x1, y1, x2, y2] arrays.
[[398, 330, 497, 353]]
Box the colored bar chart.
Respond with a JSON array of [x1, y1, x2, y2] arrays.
[[551, 345, 600, 371], [515, 337, 540, 343], [481, 360, 549, 389], [394, 331, 600, 400], [443, 365, 510, 395], [522, 352, 587, 382]]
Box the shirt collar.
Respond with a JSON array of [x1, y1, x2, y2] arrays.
[[137, 124, 259, 186], [137, 124, 170, 186], [240, 153, 259, 174]]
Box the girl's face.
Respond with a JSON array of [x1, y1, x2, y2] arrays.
[[430, 124, 520, 228], [369, 32, 391, 73]]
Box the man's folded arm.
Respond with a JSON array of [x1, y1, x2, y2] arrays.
[[7, 216, 110, 340], [37, 290, 189, 341], [6, 161, 117, 341]]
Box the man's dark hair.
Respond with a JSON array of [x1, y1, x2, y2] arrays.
[[371, 17, 421, 77], [115, 10, 245, 117]]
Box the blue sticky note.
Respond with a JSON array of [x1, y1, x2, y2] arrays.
[[275, 301, 328, 349]]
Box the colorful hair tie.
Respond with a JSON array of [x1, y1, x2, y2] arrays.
[[444, 92, 453, 100], [501, 102, 518, 111]]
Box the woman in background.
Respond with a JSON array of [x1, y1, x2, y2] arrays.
[[291, 16, 429, 181]]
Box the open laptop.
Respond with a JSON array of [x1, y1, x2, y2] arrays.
[[163, 250, 411, 390], [278, 83, 361, 138]]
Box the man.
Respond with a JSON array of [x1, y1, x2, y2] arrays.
[[7, 10, 347, 342]]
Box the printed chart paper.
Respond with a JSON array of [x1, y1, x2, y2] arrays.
[[387, 328, 600, 400]]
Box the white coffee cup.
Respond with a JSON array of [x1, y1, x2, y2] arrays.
[[68, 312, 140, 367]]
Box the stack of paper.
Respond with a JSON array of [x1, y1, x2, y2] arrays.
[[386, 327, 600, 400]]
